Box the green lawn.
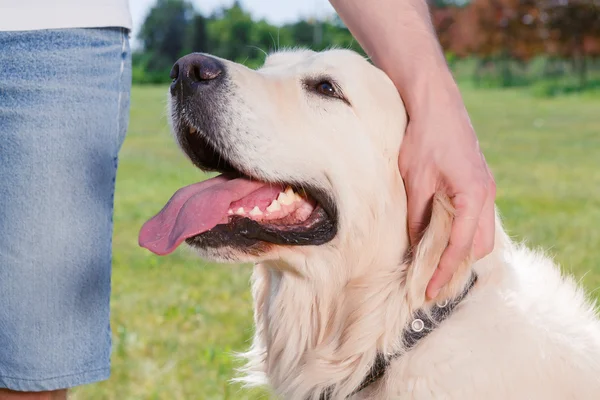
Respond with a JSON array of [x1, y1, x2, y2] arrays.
[[72, 85, 600, 400]]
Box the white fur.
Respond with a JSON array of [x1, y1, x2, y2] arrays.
[[170, 49, 600, 399]]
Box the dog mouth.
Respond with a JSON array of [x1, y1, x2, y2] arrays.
[[138, 124, 337, 256]]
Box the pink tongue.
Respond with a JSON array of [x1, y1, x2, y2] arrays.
[[139, 175, 271, 255]]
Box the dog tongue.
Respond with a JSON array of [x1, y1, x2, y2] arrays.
[[138, 175, 267, 255]]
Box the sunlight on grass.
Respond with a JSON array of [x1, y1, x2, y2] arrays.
[[72, 85, 599, 399]]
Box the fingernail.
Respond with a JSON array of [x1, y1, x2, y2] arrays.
[[428, 287, 441, 300]]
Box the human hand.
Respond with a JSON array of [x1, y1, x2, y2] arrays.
[[327, 0, 496, 299], [399, 93, 496, 299]]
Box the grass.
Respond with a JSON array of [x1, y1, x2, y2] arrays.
[[72, 85, 600, 399]]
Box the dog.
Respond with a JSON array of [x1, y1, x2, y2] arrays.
[[139, 49, 600, 399]]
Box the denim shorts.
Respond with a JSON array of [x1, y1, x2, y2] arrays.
[[0, 28, 131, 391]]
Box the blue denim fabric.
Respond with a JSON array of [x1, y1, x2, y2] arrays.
[[0, 28, 131, 391]]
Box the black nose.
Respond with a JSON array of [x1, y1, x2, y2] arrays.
[[170, 53, 225, 95]]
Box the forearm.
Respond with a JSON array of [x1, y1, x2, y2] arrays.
[[330, 0, 462, 118]]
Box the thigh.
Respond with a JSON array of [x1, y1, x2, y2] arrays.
[[0, 28, 131, 391]]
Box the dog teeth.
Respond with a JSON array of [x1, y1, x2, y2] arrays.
[[276, 187, 302, 205], [279, 193, 293, 205], [249, 206, 263, 217], [189, 126, 197, 134], [266, 199, 281, 212], [277, 191, 293, 205], [229, 187, 305, 220], [276, 191, 287, 204]]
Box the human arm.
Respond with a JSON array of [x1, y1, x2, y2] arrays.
[[329, 0, 496, 298]]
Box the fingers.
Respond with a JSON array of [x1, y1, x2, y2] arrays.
[[398, 122, 436, 247], [426, 190, 484, 299], [406, 183, 434, 246], [473, 173, 496, 260]]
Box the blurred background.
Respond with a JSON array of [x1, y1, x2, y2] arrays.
[[130, 0, 600, 95], [72, 1, 600, 399]]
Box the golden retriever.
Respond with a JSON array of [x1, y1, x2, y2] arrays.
[[139, 49, 600, 399]]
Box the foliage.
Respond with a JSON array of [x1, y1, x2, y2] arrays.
[[431, 0, 600, 88], [133, 0, 600, 95], [133, 0, 363, 82], [138, 0, 195, 75]]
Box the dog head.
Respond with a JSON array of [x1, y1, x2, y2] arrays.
[[139, 50, 497, 398], [139, 49, 411, 277]]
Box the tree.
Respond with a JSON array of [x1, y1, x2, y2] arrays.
[[251, 20, 293, 53], [538, 0, 600, 86], [187, 13, 209, 53], [206, 2, 252, 60], [138, 0, 194, 73], [430, 0, 545, 86], [285, 20, 315, 48]]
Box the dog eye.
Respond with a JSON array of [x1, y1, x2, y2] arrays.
[[315, 81, 336, 97], [304, 77, 350, 105]]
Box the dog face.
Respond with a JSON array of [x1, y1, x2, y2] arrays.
[[139, 49, 409, 273]]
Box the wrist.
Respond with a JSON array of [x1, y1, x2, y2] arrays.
[[404, 70, 464, 121], [401, 55, 463, 116], [372, 44, 463, 121]]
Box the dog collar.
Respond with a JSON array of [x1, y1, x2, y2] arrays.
[[320, 273, 478, 400]]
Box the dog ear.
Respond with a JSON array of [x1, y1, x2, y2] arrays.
[[404, 193, 473, 309]]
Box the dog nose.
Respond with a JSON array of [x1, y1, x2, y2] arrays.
[[170, 53, 224, 95]]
